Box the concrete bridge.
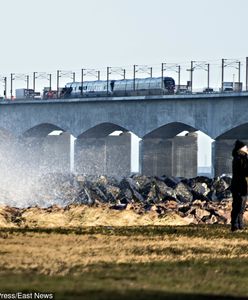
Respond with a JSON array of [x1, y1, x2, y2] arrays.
[[1, 92, 248, 178]]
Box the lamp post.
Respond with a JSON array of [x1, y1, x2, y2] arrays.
[[57, 70, 60, 97], [48, 74, 52, 91], [107, 66, 110, 95], [81, 69, 84, 96], [10, 73, 14, 99], [33, 72, 37, 92], [161, 63, 165, 89], [190, 61, 194, 92], [26, 75, 29, 90], [133, 65, 136, 91], [177, 65, 181, 92], [3, 77, 7, 99], [221, 58, 225, 92], [238, 61, 241, 85], [206, 63, 210, 91]]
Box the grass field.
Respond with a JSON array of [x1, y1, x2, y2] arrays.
[[0, 225, 248, 300]]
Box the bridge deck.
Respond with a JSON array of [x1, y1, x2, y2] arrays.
[[1, 91, 248, 105]]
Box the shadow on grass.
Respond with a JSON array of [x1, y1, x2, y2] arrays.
[[0, 224, 237, 237]]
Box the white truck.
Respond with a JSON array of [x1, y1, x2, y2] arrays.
[[15, 89, 41, 99], [222, 82, 242, 92]]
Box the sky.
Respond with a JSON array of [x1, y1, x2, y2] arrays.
[[1, 0, 248, 82], [1, 0, 248, 168]]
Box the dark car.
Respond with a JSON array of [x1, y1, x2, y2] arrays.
[[203, 88, 214, 93]]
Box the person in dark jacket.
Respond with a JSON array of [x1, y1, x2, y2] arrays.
[[231, 140, 248, 231]]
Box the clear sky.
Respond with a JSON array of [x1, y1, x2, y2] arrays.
[[1, 0, 247, 77], [1, 0, 247, 168]]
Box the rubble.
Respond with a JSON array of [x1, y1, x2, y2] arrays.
[[0, 173, 239, 227]]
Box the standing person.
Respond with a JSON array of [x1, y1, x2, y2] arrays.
[[231, 140, 248, 231]]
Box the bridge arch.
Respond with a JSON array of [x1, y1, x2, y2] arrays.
[[77, 122, 131, 139], [142, 122, 197, 139], [75, 122, 141, 176], [21, 123, 70, 138], [17, 123, 74, 176], [77, 122, 141, 139], [216, 122, 248, 140]]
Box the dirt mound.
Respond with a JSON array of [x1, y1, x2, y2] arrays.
[[21, 205, 190, 228], [0, 206, 21, 228], [0, 173, 236, 228], [0, 202, 232, 228]]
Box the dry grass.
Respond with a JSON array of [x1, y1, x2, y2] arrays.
[[0, 205, 196, 228], [1, 226, 248, 299], [21, 205, 191, 227], [0, 226, 248, 276]]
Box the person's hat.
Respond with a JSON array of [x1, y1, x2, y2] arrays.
[[234, 140, 246, 151]]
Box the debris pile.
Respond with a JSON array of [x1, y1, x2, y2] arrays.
[[0, 174, 240, 227]]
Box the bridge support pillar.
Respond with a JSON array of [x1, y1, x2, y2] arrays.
[[0, 133, 24, 185], [41, 132, 71, 173], [18, 137, 45, 178], [140, 133, 198, 177], [213, 139, 248, 177], [18, 132, 71, 176], [74, 132, 131, 177]]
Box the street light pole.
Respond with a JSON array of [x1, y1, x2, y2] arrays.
[[3, 77, 7, 99], [107, 67, 110, 95], [133, 65, 136, 91], [81, 69, 84, 96], [161, 63, 165, 89], [178, 65, 181, 92], [206, 64, 210, 90], [48, 74, 52, 91], [33, 72, 37, 92], [221, 58, 225, 92], [238, 61, 241, 85], [10, 73, 14, 99], [190, 61, 194, 92], [26, 75, 29, 90], [57, 70, 60, 98]]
